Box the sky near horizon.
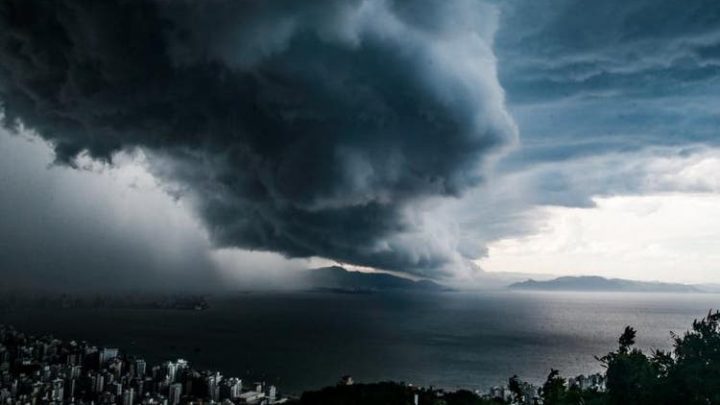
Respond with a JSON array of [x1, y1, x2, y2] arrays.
[[1, 0, 720, 288]]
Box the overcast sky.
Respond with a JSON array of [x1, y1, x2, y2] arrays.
[[1, 0, 720, 289]]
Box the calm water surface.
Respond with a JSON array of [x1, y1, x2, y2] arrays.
[[2, 291, 719, 394]]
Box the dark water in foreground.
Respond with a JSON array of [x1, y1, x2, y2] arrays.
[[1, 291, 719, 394]]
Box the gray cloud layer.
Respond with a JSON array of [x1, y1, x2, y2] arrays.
[[448, 0, 720, 265], [0, 0, 515, 276], [0, 130, 220, 291], [498, 0, 720, 103], [494, 0, 720, 166]]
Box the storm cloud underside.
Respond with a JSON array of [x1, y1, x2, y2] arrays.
[[0, 0, 515, 276]]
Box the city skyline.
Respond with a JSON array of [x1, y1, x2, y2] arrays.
[[0, 324, 286, 404]]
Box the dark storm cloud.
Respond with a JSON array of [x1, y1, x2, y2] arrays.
[[0, 0, 514, 276]]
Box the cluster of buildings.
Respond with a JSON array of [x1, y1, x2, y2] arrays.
[[566, 373, 605, 392], [482, 373, 605, 404], [0, 325, 288, 405]]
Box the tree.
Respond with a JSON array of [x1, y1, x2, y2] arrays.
[[598, 326, 660, 405], [443, 389, 504, 405], [508, 375, 523, 404], [541, 369, 567, 405], [663, 310, 720, 404], [618, 326, 636, 353]]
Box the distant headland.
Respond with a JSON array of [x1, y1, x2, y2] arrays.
[[508, 276, 700, 293]]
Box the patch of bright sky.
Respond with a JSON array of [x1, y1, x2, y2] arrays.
[[479, 193, 720, 284]]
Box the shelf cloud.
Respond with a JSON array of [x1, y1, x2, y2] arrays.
[[0, 0, 515, 277]]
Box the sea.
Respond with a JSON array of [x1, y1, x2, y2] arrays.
[[1, 290, 719, 394]]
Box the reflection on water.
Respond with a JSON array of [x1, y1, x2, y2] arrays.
[[1, 291, 718, 393]]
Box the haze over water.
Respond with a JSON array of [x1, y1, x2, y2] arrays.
[[2, 291, 718, 394]]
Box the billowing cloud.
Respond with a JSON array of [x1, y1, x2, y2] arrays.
[[0, 0, 516, 277]]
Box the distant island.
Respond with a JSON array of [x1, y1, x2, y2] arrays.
[[508, 276, 700, 293], [302, 266, 449, 293]]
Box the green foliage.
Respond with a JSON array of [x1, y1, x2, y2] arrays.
[[591, 310, 720, 405], [541, 369, 567, 404], [508, 375, 523, 404], [443, 390, 504, 405], [600, 339, 658, 404], [663, 310, 720, 404], [542, 311, 720, 405], [618, 326, 636, 352], [540, 369, 603, 405], [299, 382, 416, 405]]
